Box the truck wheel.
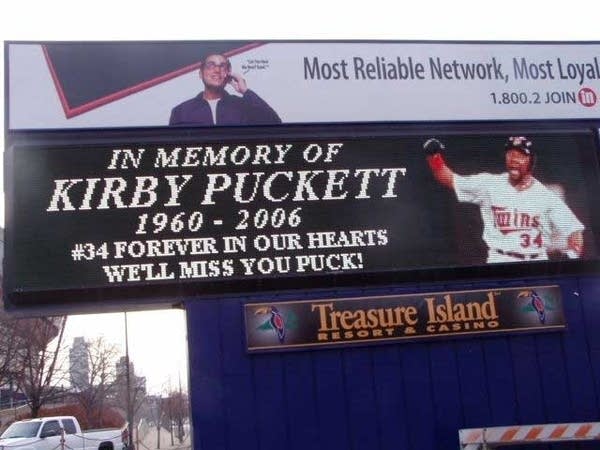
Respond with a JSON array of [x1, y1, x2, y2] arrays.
[[99, 442, 114, 450]]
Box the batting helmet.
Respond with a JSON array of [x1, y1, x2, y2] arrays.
[[505, 136, 535, 170]]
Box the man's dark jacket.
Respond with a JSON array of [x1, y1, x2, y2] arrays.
[[169, 90, 281, 126]]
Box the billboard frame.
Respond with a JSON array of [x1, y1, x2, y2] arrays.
[[4, 119, 600, 315]]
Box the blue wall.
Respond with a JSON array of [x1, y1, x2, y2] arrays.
[[186, 277, 600, 450]]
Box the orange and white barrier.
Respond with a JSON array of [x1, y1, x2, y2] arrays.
[[459, 422, 600, 449]]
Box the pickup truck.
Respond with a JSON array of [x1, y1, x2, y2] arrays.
[[0, 416, 127, 450]]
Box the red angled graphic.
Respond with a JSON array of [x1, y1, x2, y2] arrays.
[[42, 42, 263, 118]]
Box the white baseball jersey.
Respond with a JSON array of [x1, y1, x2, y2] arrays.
[[454, 172, 584, 262]]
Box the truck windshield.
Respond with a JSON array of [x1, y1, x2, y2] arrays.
[[1, 422, 41, 438]]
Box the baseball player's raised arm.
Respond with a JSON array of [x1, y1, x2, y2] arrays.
[[423, 138, 455, 190]]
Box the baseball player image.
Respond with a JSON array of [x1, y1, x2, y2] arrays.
[[423, 136, 585, 263]]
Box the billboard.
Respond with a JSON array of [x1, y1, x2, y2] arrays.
[[5, 40, 600, 312], [244, 285, 565, 352], [6, 41, 600, 129], [4, 125, 600, 310]]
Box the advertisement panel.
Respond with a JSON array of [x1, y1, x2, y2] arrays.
[[6, 41, 600, 129], [244, 285, 565, 352], [4, 125, 600, 310]]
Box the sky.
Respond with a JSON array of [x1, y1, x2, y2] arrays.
[[1, 0, 598, 395], [63, 310, 188, 395]]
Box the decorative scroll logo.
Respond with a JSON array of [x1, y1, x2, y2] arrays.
[[254, 306, 298, 343], [518, 289, 555, 324]]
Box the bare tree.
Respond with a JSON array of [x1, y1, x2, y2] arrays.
[[0, 316, 24, 388], [146, 395, 165, 449], [15, 316, 68, 417], [163, 389, 188, 444], [113, 356, 147, 446], [72, 336, 120, 427]]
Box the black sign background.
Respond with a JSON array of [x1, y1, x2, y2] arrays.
[[5, 125, 600, 311]]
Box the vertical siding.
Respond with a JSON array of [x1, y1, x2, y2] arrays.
[[313, 350, 350, 450], [187, 278, 600, 450], [372, 345, 410, 450], [429, 342, 463, 449], [283, 352, 320, 450]]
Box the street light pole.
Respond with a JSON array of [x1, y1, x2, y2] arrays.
[[124, 312, 134, 450]]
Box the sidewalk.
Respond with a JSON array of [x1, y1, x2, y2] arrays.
[[136, 425, 191, 450]]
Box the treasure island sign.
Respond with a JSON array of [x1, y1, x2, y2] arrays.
[[244, 285, 566, 352]]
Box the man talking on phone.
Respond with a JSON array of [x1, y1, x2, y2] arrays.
[[169, 52, 282, 126]]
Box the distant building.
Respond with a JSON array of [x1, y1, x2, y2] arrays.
[[116, 356, 147, 396], [69, 336, 90, 390]]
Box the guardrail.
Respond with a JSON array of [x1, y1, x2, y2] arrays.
[[459, 422, 600, 449]]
